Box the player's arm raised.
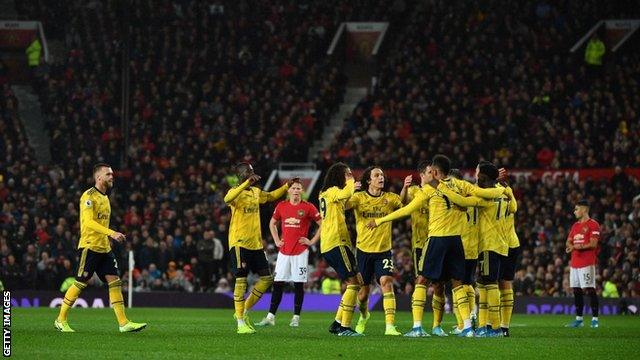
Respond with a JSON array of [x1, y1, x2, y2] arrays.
[[399, 175, 413, 204], [505, 186, 517, 214], [368, 190, 427, 228], [454, 178, 505, 199], [260, 178, 293, 204], [330, 178, 356, 202], [223, 177, 255, 204], [436, 182, 483, 208]]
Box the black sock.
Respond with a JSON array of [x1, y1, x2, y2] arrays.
[[589, 290, 599, 317], [294, 282, 304, 315], [574, 288, 584, 317], [269, 282, 285, 315]]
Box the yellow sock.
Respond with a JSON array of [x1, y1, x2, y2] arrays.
[[358, 298, 369, 316], [477, 283, 487, 328], [108, 279, 129, 326], [431, 294, 444, 328], [500, 288, 514, 328], [452, 285, 470, 327], [486, 284, 500, 328], [234, 277, 247, 320], [452, 297, 463, 330], [57, 281, 85, 322], [340, 284, 360, 328], [335, 306, 343, 323], [245, 275, 273, 311], [411, 284, 427, 326], [465, 285, 476, 315], [383, 291, 396, 325]]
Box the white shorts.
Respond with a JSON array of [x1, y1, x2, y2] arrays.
[[273, 249, 309, 283], [569, 265, 596, 288]]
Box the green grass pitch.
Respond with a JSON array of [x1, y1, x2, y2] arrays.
[[11, 307, 640, 359]]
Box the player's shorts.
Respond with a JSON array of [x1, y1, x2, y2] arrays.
[[274, 249, 309, 283], [463, 259, 478, 285], [75, 248, 119, 283], [356, 249, 394, 285], [413, 247, 424, 277], [499, 246, 520, 281], [230, 246, 270, 277], [570, 265, 596, 288], [420, 236, 465, 282], [322, 246, 358, 281], [478, 250, 501, 283]]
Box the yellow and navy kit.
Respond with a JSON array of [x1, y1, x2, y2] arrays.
[[224, 179, 288, 250], [318, 179, 355, 254], [348, 191, 402, 253]]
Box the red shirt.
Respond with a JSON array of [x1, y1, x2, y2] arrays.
[[568, 218, 600, 268], [272, 200, 321, 256]]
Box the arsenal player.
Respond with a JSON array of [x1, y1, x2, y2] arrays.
[[256, 179, 322, 327], [565, 199, 601, 328]]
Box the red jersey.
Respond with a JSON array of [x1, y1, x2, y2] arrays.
[[272, 200, 321, 256], [568, 218, 600, 268]]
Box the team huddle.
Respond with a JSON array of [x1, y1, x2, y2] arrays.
[[52, 157, 600, 336], [225, 154, 522, 337]]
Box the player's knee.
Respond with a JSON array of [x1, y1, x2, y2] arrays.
[[235, 268, 249, 278], [416, 275, 428, 286], [75, 274, 91, 283], [257, 268, 272, 278], [499, 280, 512, 290], [432, 282, 444, 295], [379, 277, 393, 291]]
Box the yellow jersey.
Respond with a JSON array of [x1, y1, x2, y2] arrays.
[[79, 187, 115, 253], [477, 184, 510, 256], [348, 191, 402, 253], [318, 179, 355, 253], [429, 178, 506, 237], [462, 207, 479, 259], [224, 179, 288, 250], [407, 185, 429, 250], [504, 186, 520, 248], [374, 182, 484, 237]]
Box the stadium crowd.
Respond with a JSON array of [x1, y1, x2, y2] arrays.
[[1, 0, 638, 301]]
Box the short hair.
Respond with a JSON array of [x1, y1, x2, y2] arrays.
[[289, 178, 303, 187], [416, 160, 430, 173], [93, 163, 110, 176], [431, 154, 451, 176], [478, 161, 499, 181], [576, 199, 590, 207], [449, 168, 463, 180]]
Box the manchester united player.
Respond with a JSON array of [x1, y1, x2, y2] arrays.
[[256, 180, 322, 327], [565, 199, 601, 328]]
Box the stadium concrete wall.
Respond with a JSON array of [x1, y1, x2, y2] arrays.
[[9, 291, 638, 315]]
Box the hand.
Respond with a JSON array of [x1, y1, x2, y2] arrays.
[[298, 237, 313, 246], [274, 239, 284, 248], [565, 245, 573, 254], [403, 175, 413, 188], [345, 171, 354, 181], [248, 174, 261, 184], [498, 168, 509, 182], [111, 232, 126, 242], [354, 181, 362, 190], [287, 177, 301, 187], [366, 220, 378, 229]]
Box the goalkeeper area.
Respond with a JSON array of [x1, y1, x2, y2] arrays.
[[14, 308, 640, 359]]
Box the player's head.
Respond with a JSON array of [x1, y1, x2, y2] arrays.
[[321, 162, 351, 192], [361, 166, 384, 192], [417, 160, 433, 185], [476, 160, 498, 187], [93, 163, 114, 189], [449, 168, 463, 180], [288, 179, 304, 202], [574, 198, 590, 219], [235, 162, 255, 181], [430, 154, 451, 180]]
